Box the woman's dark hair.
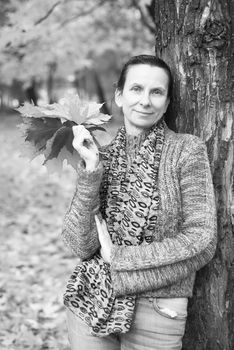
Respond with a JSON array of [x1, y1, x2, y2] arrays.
[[116, 54, 173, 99]]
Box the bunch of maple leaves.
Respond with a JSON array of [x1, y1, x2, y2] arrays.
[[16, 93, 111, 173]]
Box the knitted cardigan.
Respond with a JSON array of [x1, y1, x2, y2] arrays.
[[62, 124, 217, 298]]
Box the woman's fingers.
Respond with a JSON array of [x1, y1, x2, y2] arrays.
[[72, 125, 99, 170], [95, 215, 112, 263], [101, 219, 108, 232], [95, 216, 106, 245], [95, 216, 111, 240], [72, 125, 93, 151], [95, 215, 102, 235]]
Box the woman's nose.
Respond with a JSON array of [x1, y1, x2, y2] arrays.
[[139, 93, 150, 106]]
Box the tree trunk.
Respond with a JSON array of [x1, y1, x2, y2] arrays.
[[10, 79, 26, 105], [25, 78, 38, 105], [93, 69, 110, 115], [47, 62, 57, 104], [154, 0, 234, 349]]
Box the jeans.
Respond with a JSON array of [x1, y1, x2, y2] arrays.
[[66, 297, 188, 350]]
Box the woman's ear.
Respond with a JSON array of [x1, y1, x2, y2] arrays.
[[115, 89, 123, 108]]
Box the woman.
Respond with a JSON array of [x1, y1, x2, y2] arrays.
[[62, 55, 217, 350]]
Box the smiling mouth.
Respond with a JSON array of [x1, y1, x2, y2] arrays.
[[134, 110, 154, 115]]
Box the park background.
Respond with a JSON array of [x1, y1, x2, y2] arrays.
[[0, 1, 233, 350]]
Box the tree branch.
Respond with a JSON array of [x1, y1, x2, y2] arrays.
[[131, 0, 155, 34], [35, 1, 61, 26], [59, 0, 108, 27]]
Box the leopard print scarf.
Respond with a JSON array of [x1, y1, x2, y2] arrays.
[[64, 120, 165, 336]]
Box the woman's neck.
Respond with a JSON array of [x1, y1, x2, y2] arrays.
[[125, 123, 152, 137], [124, 118, 161, 136]]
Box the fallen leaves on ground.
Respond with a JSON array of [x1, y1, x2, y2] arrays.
[[0, 113, 79, 350], [0, 112, 119, 349]]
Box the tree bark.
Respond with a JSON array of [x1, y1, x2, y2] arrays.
[[154, 0, 234, 349]]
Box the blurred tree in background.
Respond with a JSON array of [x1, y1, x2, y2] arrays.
[[0, 0, 155, 113]]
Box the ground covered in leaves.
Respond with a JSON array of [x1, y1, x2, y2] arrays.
[[0, 112, 118, 350]]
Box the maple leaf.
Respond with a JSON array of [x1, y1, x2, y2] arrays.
[[17, 102, 47, 118], [16, 93, 112, 174], [57, 93, 112, 126], [45, 147, 81, 174], [16, 93, 112, 126], [60, 93, 88, 124], [43, 121, 75, 164], [18, 117, 63, 152], [40, 103, 70, 123], [85, 113, 112, 125], [16, 102, 69, 124], [85, 125, 106, 132]]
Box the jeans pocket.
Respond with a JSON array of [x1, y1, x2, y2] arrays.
[[153, 297, 188, 320]]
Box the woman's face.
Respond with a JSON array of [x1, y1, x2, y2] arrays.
[[115, 64, 170, 134]]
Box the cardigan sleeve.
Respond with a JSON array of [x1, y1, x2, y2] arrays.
[[61, 162, 103, 260], [110, 239, 215, 296], [110, 140, 217, 275]]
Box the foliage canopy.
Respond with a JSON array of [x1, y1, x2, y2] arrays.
[[0, 0, 154, 85]]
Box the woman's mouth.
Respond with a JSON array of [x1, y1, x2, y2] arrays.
[[134, 110, 154, 115]]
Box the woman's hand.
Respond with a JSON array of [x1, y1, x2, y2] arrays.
[[95, 215, 113, 263], [72, 125, 99, 171]]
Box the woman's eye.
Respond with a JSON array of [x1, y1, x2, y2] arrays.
[[151, 89, 162, 95], [131, 86, 141, 92]]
